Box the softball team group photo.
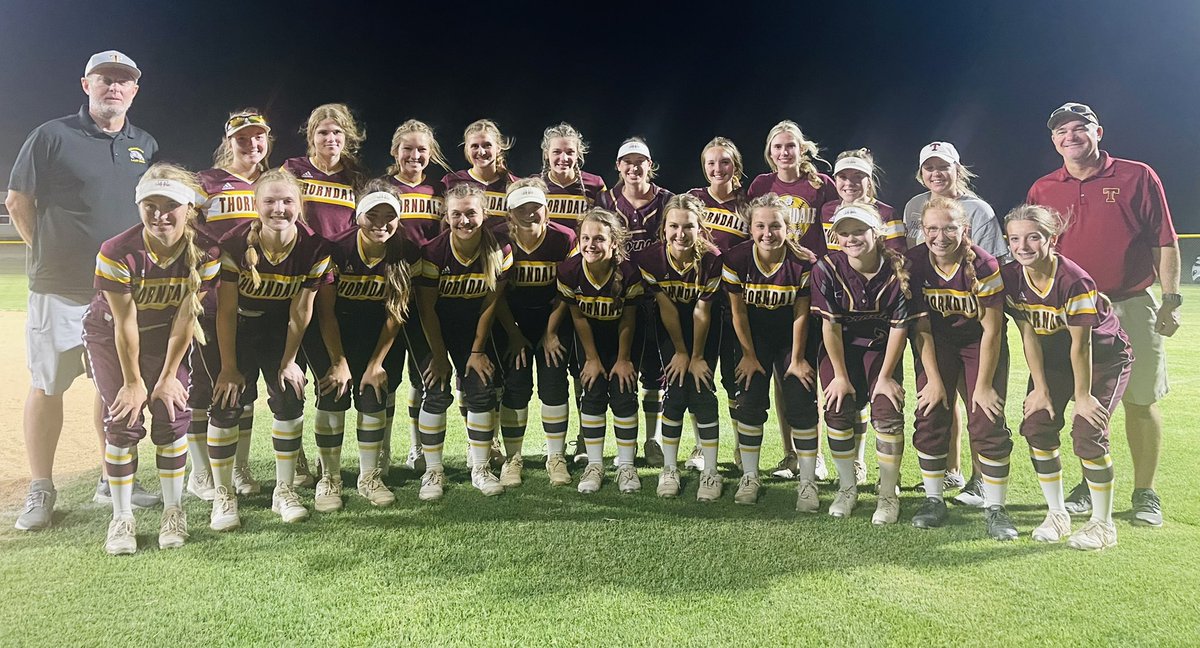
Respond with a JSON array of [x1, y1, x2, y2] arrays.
[[9, 51, 1180, 560]]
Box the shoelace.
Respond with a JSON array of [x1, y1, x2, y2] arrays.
[[113, 517, 136, 535], [23, 490, 49, 513], [582, 465, 603, 481], [215, 494, 237, 516], [278, 486, 302, 507], [425, 471, 444, 486], [700, 473, 720, 488], [163, 510, 188, 537]]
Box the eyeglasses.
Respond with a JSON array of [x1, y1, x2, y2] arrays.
[[224, 113, 268, 134], [923, 225, 961, 237]]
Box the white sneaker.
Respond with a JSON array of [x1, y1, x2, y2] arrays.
[[499, 454, 523, 488], [577, 463, 604, 494], [733, 445, 742, 471], [568, 435, 589, 465], [546, 453, 571, 486], [293, 451, 316, 488], [734, 473, 761, 505], [271, 483, 309, 523], [795, 479, 819, 513], [1031, 510, 1073, 543], [657, 465, 681, 498], [829, 486, 858, 518], [683, 446, 705, 471], [419, 468, 445, 501], [770, 452, 798, 479], [210, 486, 240, 532], [814, 455, 829, 481], [105, 515, 137, 555], [696, 469, 723, 502], [617, 465, 641, 493], [378, 445, 392, 478], [1067, 519, 1118, 551], [158, 506, 189, 549], [872, 494, 900, 525], [356, 468, 395, 507], [404, 445, 426, 472], [471, 465, 505, 496], [232, 466, 261, 495], [187, 469, 216, 501], [314, 473, 344, 512], [854, 459, 868, 486], [489, 436, 506, 470]]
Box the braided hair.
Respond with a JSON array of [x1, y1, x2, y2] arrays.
[[921, 195, 977, 288], [138, 162, 209, 344], [358, 179, 414, 325], [577, 207, 631, 312]]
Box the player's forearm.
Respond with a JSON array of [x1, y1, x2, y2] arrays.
[[545, 302, 569, 337], [158, 302, 196, 384], [570, 305, 600, 362], [417, 287, 447, 357], [216, 282, 240, 370], [315, 286, 347, 361], [5, 190, 36, 247], [366, 317, 400, 370], [691, 301, 712, 361], [1068, 326, 1095, 401], [109, 298, 144, 387], [879, 325, 910, 380], [616, 307, 636, 362], [1017, 320, 1049, 391], [473, 292, 500, 352], [729, 295, 755, 356], [1154, 244, 1181, 294], [656, 293, 687, 355], [790, 297, 811, 366], [823, 319, 850, 381], [282, 290, 316, 366], [975, 306, 1003, 393]]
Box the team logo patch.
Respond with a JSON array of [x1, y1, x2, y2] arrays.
[[221, 182, 235, 191], [301, 171, 313, 179], [1103, 188, 1120, 203], [128, 147, 146, 164]]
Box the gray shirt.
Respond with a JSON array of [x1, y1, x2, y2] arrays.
[[8, 105, 158, 298], [902, 191, 1009, 264]]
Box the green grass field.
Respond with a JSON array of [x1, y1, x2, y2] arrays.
[[2, 277, 1199, 646]]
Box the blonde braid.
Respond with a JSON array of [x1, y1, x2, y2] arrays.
[[181, 224, 208, 345], [478, 225, 504, 292], [961, 236, 979, 291], [244, 219, 263, 289], [881, 246, 911, 299], [383, 239, 412, 325]]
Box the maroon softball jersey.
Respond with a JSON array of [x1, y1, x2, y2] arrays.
[[906, 243, 1004, 345], [92, 226, 222, 328], [556, 255, 644, 323], [219, 220, 334, 315], [282, 157, 357, 241], [810, 250, 926, 348], [327, 227, 421, 314], [197, 168, 257, 240], [747, 172, 838, 257], [721, 240, 811, 314], [543, 171, 607, 230], [384, 174, 446, 247], [821, 199, 906, 253], [1001, 254, 1128, 351], [1026, 153, 1176, 300], [636, 243, 722, 311], [687, 187, 749, 252], [496, 222, 576, 313], [441, 168, 518, 228], [598, 183, 675, 255], [414, 230, 513, 321]]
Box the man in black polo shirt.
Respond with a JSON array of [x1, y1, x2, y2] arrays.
[[6, 50, 159, 530]]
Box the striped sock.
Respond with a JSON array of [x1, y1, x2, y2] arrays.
[[641, 388, 662, 444], [1082, 454, 1115, 524], [186, 410, 211, 476], [828, 426, 857, 490], [105, 444, 136, 518], [208, 423, 238, 490], [314, 409, 345, 476], [736, 421, 763, 476], [357, 410, 386, 473], [272, 416, 304, 486], [382, 392, 396, 458], [157, 436, 187, 508], [875, 430, 905, 496], [542, 403, 569, 455], [1029, 446, 1064, 511], [500, 406, 527, 458], [467, 410, 496, 467], [697, 417, 719, 469], [235, 404, 254, 468], [792, 427, 819, 481], [660, 414, 683, 467], [614, 413, 638, 466], [419, 409, 447, 470], [854, 408, 870, 462], [917, 449, 949, 499], [978, 453, 1011, 507], [408, 386, 423, 450], [581, 412, 606, 465]]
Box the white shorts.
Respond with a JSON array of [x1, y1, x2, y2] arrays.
[[1110, 290, 1169, 406], [26, 291, 89, 396]]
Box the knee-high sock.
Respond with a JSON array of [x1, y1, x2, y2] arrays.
[[408, 386, 423, 449], [187, 410, 211, 475], [696, 417, 719, 469], [792, 427, 818, 481], [382, 392, 396, 455], [660, 414, 683, 467], [917, 450, 948, 499], [642, 388, 661, 443], [208, 423, 238, 490], [419, 409, 447, 470], [736, 421, 763, 476], [272, 416, 304, 486], [467, 410, 496, 468], [978, 453, 1011, 507], [1082, 454, 1115, 524], [1029, 446, 1064, 511], [157, 436, 187, 507], [876, 430, 904, 496], [235, 403, 254, 468], [314, 409, 346, 476], [581, 412, 607, 465], [614, 413, 638, 466], [828, 426, 857, 490], [542, 403, 569, 455], [499, 406, 527, 457], [105, 444, 136, 518], [357, 410, 386, 473]]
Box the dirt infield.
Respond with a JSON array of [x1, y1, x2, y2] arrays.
[[0, 311, 100, 505]]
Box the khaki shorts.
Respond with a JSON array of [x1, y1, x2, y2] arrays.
[[26, 291, 89, 396], [1110, 290, 1169, 406]]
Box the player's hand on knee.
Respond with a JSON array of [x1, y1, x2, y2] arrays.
[[1022, 387, 1054, 421], [786, 359, 816, 391], [1074, 394, 1110, 430], [507, 333, 531, 370], [735, 355, 765, 391], [580, 357, 603, 390], [824, 376, 855, 413], [611, 359, 637, 393], [915, 378, 947, 417], [423, 354, 452, 391], [279, 362, 307, 399], [111, 380, 149, 428], [872, 376, 905, 412], [214, 369, 245, 410], [359, 364, 388, 403], [151, 375, 188, 423], [466, 351, 494, 382], [318, 359, 351, 400], [689, 357, 714, 392], [665, 352, 689, 387], [541, 333, 565, 368], [971, 385, 1005, 423]]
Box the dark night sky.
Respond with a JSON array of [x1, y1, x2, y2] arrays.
[[2, 0, 1199, 231]]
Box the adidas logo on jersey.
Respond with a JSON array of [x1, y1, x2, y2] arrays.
[[221, 182, 235, 191], [302, 172, 313, 179], [442, 266, 452, 274]]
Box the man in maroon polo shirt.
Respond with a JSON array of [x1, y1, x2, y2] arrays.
[[1026, 102, 1179, 528]]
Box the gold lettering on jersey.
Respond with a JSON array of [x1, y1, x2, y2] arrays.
[[440, 274, 488, 298], [239, 272, 304, 300], [302, 181, 355, 207], [514, 262, 556, 287], [743, 284, 798, 310], [485, 192, 507, 218], [577, 297, 622, 321], [659, 281, 703, 305], [400, 194, 443, 219], [1008, 300, 1067, 335], [337, 275, 387, 300], [1103, 188, 1120, 203], [925, 289, 979, 319], [547, 195, 590, 221], [704, 208, 748, 237], [134, 279, 188, 310]]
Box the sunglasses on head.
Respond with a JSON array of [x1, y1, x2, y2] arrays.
[[225, 113, 268, 133]]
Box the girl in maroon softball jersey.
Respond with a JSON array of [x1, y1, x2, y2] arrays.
[[283, 103, 365, 241], [906, 197, 1017, 540], [821, 149, 905, 252], [300, 181, 419, 512], [599, 137, 674, 467], [212, 169, 334, 527], [441, 119, 519, 229], [557, 208, 644, 495], [1003, 204, 1132, 551], [722, 194, 817, 506], [85, 164, 221, 554], [747, 121, 835, 478], [411, 183, 512, 500], [812, 204, 940, 524], [540, 122, 608, 230], [492, 178, 577, 487], [384, 119, 454, 475], [636, 194, 723, 501], [187, 109, 275, 504]]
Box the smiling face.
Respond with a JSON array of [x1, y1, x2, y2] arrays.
[[508, 202, 547, 232], [139, 195, 189, 247], [663, 208, 700, 257], [445, 195, 485, 242], [921, 207, 965, 263], [256, 180, 302, 233], [703, 146, 735, 187], [578, 220, 616, 264], [230, 126, 268, 170], [312, 118, 345, 160], [546, 136, 579, 179], [750, 206, 788, 254], [835, 168, 870, 203], [616, 153, 651, 187], [1006, 218, 1055, 268], [834, 218, 878, 260], [1051, 119, 1103, 165], [394, 132, 431, 177], [769, 132, 800, 172], [466, 132, 498, 170], [82, 70, 139, 122], [358, 204, 400, 245], [920, 157, 957, 197]]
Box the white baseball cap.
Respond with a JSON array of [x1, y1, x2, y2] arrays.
[[919, 142, 960, 166], [356, 191, 403, 217], [84, 50, 141, 81], [616, 140, 652, 161], [834, 156, 873, 176], [830, 204, 883, 230], [506, 186, 547, 211], [135, 178, 195, 206]]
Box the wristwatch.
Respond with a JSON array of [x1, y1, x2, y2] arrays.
[[1162, 293, 1182, 308]]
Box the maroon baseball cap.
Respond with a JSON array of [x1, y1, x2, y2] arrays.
[[1047, 102, 1099, 130]]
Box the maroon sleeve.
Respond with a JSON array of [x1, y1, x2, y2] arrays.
[[1138, 165, 1177, 247], [808, 258, 837, 320]]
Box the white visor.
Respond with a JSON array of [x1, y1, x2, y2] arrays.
[[616, 141, 652, 160], [506, 186, 547, 211], [135, 179, 195, 207], [830, 205, 883, 230], [834, 156, 873, 176], [356, 192, 403, 217]]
